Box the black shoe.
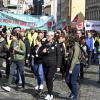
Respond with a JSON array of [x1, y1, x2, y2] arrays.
[[80, 76, 84, 79], [0, 71, 2, 78]]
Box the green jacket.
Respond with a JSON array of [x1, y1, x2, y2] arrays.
[[70, 42, 80, 71], [14, 40, 26, 61]]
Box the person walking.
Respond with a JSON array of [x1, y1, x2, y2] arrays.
[[65, 35, 80, 100], [86, 32, 93, 66], [41, 31, 61, 100], [0, 31, 8, 77], [94, 35, 100, 83], [2, 32, 26, 92], [80, 36, 88, 79], [31, 36, 44, 91], [58, 33, 68, 79]]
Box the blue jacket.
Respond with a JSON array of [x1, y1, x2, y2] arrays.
[[86, 37, 93, 51]]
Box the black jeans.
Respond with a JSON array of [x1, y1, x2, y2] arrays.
[[80, 63, 84, 79], [43, 65, 56, 95], [6, 58, 11, 77], [88, 51, 92, 65], [8, 60, 25, 88]]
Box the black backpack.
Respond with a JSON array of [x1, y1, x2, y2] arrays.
[[78, 45, 87, 65]]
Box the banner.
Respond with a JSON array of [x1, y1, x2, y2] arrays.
[[53, 18, 67, 30], [84, 20, 100, 31], [71, 12, 85, 29], [76, 21, 84, 30], [0, 11, 53, 30]]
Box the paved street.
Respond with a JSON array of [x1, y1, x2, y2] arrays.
[[80, 65, 100, 100], [0, 64, 100, 100]]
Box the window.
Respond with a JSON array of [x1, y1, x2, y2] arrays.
[[99, 10, 100, 19], [7, 0, 10, 4], [94, 10, 96, 19]]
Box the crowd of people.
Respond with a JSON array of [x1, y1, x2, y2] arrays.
[[0, 25, 100, 100]]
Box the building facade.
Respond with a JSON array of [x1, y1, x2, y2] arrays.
[[71, 0, 85, 21], [85, 0, 100, 20], [43, 0, 67, 22], [2, 0, 29, 13], [42, 0, 85, 24], [3, 0, 8, 7], [54, 0, 85, 23], [57, 0, 67, 21], [0, 0, 4, 7], [60, 0, 85, 21]]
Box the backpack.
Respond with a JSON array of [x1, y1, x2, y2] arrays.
[[78, 45, 87, 65]]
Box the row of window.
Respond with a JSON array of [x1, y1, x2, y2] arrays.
[[86, 0, 100, 5], [86, 8, 100, 20], [57, 1, 67, 14]]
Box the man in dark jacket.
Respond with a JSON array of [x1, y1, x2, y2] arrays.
[[0, 31, 8, 77]]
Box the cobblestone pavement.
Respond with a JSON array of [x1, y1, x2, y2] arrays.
[[0, 65, 100, 100], [80, 65, 100, 100]]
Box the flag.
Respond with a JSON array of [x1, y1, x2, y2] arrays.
[[72, 14, 79, 23], [54, 18, 67, 30]]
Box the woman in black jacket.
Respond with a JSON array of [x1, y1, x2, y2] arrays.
[[31, 36, 44, 90]]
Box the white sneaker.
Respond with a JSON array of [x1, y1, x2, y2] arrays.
[[2, 86, 11, 92], [34, 85, 39, 90], [45, 94, 53, 100], [50, 95, 53, 99], [39, 84, 44, 90]]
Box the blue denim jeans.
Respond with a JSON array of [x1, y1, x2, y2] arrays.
[[33, 64, 44, 86], [98, 55, 100, 80], [16, 69, 22, 84], [71, 64, 80, 99], [8, 61, 25, 87]]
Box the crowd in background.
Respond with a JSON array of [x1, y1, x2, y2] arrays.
[[0, 25, 100, 100]]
